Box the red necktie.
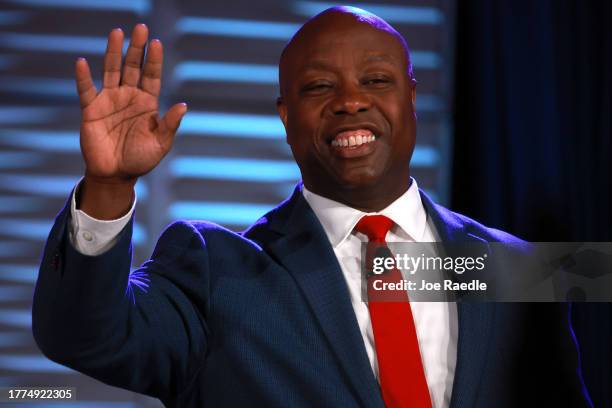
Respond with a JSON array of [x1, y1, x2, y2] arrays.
[[355, 215, 432, 408]]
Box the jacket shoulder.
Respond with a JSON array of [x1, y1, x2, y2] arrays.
[[158, 219, 260, 248], [456, 211, 524, 243], [430, 200, 526, 244]]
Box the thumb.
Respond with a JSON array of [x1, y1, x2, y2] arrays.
[[159, 102, 188, 141]]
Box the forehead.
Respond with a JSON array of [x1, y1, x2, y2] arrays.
[[287, 22, 407, 69]]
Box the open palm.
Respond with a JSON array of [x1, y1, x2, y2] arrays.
[[77, 25, 186, 181]]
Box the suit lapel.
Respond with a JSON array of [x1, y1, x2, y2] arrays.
[[260, 186, 496, 408], [266, 187, 385, 408], [420, 191, 497, 408]]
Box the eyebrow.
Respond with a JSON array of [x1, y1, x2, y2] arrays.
[[300, 60, 335, 72], [363, 54, 398, 66]]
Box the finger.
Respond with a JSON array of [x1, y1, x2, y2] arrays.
[[141, 38, 163, 96], [75, 58, 97, 108], [158, 102, 188, 145], [103, 28, 124, 89], [121, 24, 148, 87]]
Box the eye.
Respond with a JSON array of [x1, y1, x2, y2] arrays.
[[362, 75, 392, 87], [301, 81, 334, 95], [302, 82, 332, 92]]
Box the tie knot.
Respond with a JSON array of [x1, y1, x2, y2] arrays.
[[354, 215, 394, 243]]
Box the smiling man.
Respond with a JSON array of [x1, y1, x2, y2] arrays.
[[33, 6, 587, 408], [278, 9, 417, 212]]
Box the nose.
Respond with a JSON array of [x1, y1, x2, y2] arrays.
[[329, 84, 371, 115]]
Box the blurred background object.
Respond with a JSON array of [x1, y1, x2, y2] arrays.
[[453, 2, 611, 407]]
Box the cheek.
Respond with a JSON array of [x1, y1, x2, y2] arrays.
[[390, 95, 416, 133], [285, 108, 307, 144], [384, 98, 416, 159], [286, 102, 325, 145]]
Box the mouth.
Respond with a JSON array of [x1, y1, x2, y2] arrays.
[[328, 127, 378, 159], [330, 128, 377, 148]]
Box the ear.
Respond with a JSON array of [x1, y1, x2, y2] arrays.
[[276, 96, 289, 143]]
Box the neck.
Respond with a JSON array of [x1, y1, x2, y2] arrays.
[[305, 177, 411, 213]]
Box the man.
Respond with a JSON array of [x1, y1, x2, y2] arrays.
[[33, 6, 587, 408]]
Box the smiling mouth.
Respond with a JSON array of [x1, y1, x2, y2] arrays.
[[328, 128, 378, 159], [330, 129, 377, 148]]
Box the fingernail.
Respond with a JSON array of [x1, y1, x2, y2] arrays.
[[77, 57, 86, 62], [112, 27, 123, 32], [137, 23, 148, 28], [180, 102, 188, 109], [151, 38, 161, 43]]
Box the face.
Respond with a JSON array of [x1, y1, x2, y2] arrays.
[[277, 14, 417, 207]]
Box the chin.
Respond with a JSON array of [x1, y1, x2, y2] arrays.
[[334, 171, 382, 190]]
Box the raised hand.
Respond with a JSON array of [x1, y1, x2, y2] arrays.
[[77, 24, 186, 181], [75, 24, 186, 219]]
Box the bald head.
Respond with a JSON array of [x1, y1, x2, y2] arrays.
[[279, 6, 415, 97]]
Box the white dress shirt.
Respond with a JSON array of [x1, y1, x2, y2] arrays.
[[69, 178, 457, 408], [301, 179, 457, 408]]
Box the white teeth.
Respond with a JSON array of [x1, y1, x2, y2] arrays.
[[331, 129, 377, 148]]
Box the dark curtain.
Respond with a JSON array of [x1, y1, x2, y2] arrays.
[[452, 1, 612, 407]]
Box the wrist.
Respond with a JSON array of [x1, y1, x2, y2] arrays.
[[78, 174, 137, 220], [83, 172, 138, 188]]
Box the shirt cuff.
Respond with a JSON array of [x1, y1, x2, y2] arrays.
[[69, 178, 136, 256]]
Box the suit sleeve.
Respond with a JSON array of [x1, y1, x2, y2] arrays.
[[32, 199, 210, 402]]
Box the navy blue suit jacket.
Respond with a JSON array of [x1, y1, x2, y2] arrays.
[[33, 185, 587, 407]]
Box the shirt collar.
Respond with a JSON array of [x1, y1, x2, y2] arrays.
[[301, 178, 428, 248]]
